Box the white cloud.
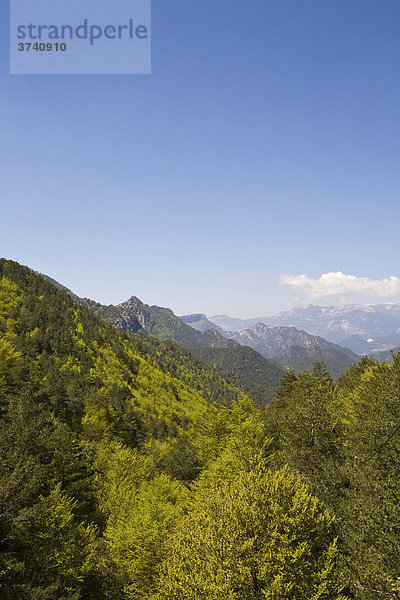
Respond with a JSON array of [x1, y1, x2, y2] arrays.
[[280, 271, 400, 300]]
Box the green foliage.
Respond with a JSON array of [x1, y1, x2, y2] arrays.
[[193, 344, 284, 408], [64, 280, 284, 410], [193, 408, 273, 491], [104, 474, 189, 599], [21, 484, 96, 593], [338, 356, 400, 598], [0, 259, 254, 598], [266, 357, 400, 599], [267, 363, 347, 507], [3, 259, 400, 600], [156, 463, 348, 600], [0, 277, 22, 336]]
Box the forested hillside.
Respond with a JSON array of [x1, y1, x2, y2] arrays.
[[273, 344, 358, 380], [40, 273, 284, 408], [193, 344, 284, 407], [1, 259, 399, 599]]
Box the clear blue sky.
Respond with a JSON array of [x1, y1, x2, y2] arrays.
[[1, 0, 400, 316]]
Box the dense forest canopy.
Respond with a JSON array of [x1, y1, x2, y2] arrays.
[[0, 259, 399, 599]]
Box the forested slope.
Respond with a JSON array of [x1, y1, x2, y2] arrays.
[[1, 259, 399, 599], [40, 273, 284, 407], [193, 344, 283, 407], [0, 259, 253, 598]]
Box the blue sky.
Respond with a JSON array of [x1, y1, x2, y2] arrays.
[[1, 0, 400, 316]]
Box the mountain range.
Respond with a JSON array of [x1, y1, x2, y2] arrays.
[[207, 304, 400, 354], [40, 276, 284, 407], [223, 322, 356, 359], [48, 281, 363, 381], [223, 323, 359, 379], [210, 303, 400, 339], [177, 313, 360, 376], [41, 274, 400, 384]]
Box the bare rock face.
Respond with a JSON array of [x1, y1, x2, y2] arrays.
[[117, 296, 149, 330]]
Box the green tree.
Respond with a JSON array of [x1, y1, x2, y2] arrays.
[[156, 464, 348, 600], [339, 355, 400, 598], [23, 485, 96, 596], [267, 363, 346, 507]]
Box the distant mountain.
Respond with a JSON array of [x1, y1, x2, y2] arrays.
[[338, 334, 384, 355], [179, 313, 222, 333], [39, 274, 282, 407], [94, 300, 286, 405], [211, 304, 400, 344], [339, 332, 400, 355], [225, 323, 356, 358], [210, 314, 264, 331], [224, 323, 358, 378], [371, 346, 400, 363]]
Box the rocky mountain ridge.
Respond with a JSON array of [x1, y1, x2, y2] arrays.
[[225, 323, 355, 358], [210, 303, 400, 347]]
